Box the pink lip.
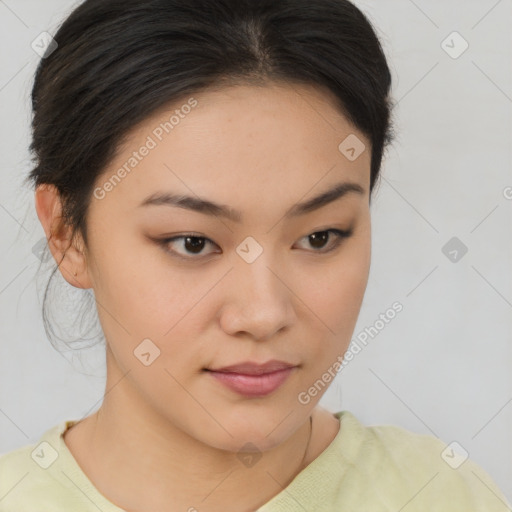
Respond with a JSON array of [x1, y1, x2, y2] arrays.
[[206, 367, 296, 397]]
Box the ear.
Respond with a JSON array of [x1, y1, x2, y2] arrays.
[[34, 184, 92, 289]]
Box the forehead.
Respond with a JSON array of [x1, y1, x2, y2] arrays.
[[93, 82, 371, 220]]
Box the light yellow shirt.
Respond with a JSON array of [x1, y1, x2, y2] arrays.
[[0, 410, 510, 511]]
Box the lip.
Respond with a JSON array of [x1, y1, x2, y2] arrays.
[[206, 367, 297, 397], [206, 360, 296, 375]]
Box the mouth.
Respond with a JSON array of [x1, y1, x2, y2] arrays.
[[204, 367, 297, 397]]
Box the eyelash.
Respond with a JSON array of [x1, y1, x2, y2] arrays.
[[156, 228, 353, 261]]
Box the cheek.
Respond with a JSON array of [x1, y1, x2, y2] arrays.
[[88, 232, 200, 337], [295, 235, 370, 378], [302, 237, 370, 331], [91, 254, 222, 386]]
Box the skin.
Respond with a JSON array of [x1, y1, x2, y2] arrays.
[[35, 82, 372, 512]]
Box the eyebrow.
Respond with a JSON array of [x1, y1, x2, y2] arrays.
[[139, 181, 365, 222]]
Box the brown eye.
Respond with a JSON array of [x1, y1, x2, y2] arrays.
[[155, 227, 352, 262], [181, 236, 207, 254], [308, 231, 331, 250], [159, 234, 218, 260], [296, 229, 353, 253]]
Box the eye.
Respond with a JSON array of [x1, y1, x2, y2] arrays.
[[295, 228, 353, 253], [158, 234, 219, 260], [156, 228, 353, 261]]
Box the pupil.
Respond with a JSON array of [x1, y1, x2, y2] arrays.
[[310, 231, 328, 249], [185, 236, 205, 254]]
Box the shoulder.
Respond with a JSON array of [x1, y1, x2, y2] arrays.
[[0, 439, 54, 510], [0, 421, 83, 512], [333, 411, 512, 511]]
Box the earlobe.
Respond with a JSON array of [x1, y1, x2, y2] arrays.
[[34, 184, 92, 289]]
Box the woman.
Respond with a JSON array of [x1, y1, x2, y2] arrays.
[[0, 0, 510, 510]]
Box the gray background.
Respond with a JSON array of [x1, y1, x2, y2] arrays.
[[1, 0, 511, 504]]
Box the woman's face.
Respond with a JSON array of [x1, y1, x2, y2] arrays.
[[81, 82, 371, 451]]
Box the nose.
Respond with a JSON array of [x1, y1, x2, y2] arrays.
[[218, 253, 297, 341]]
